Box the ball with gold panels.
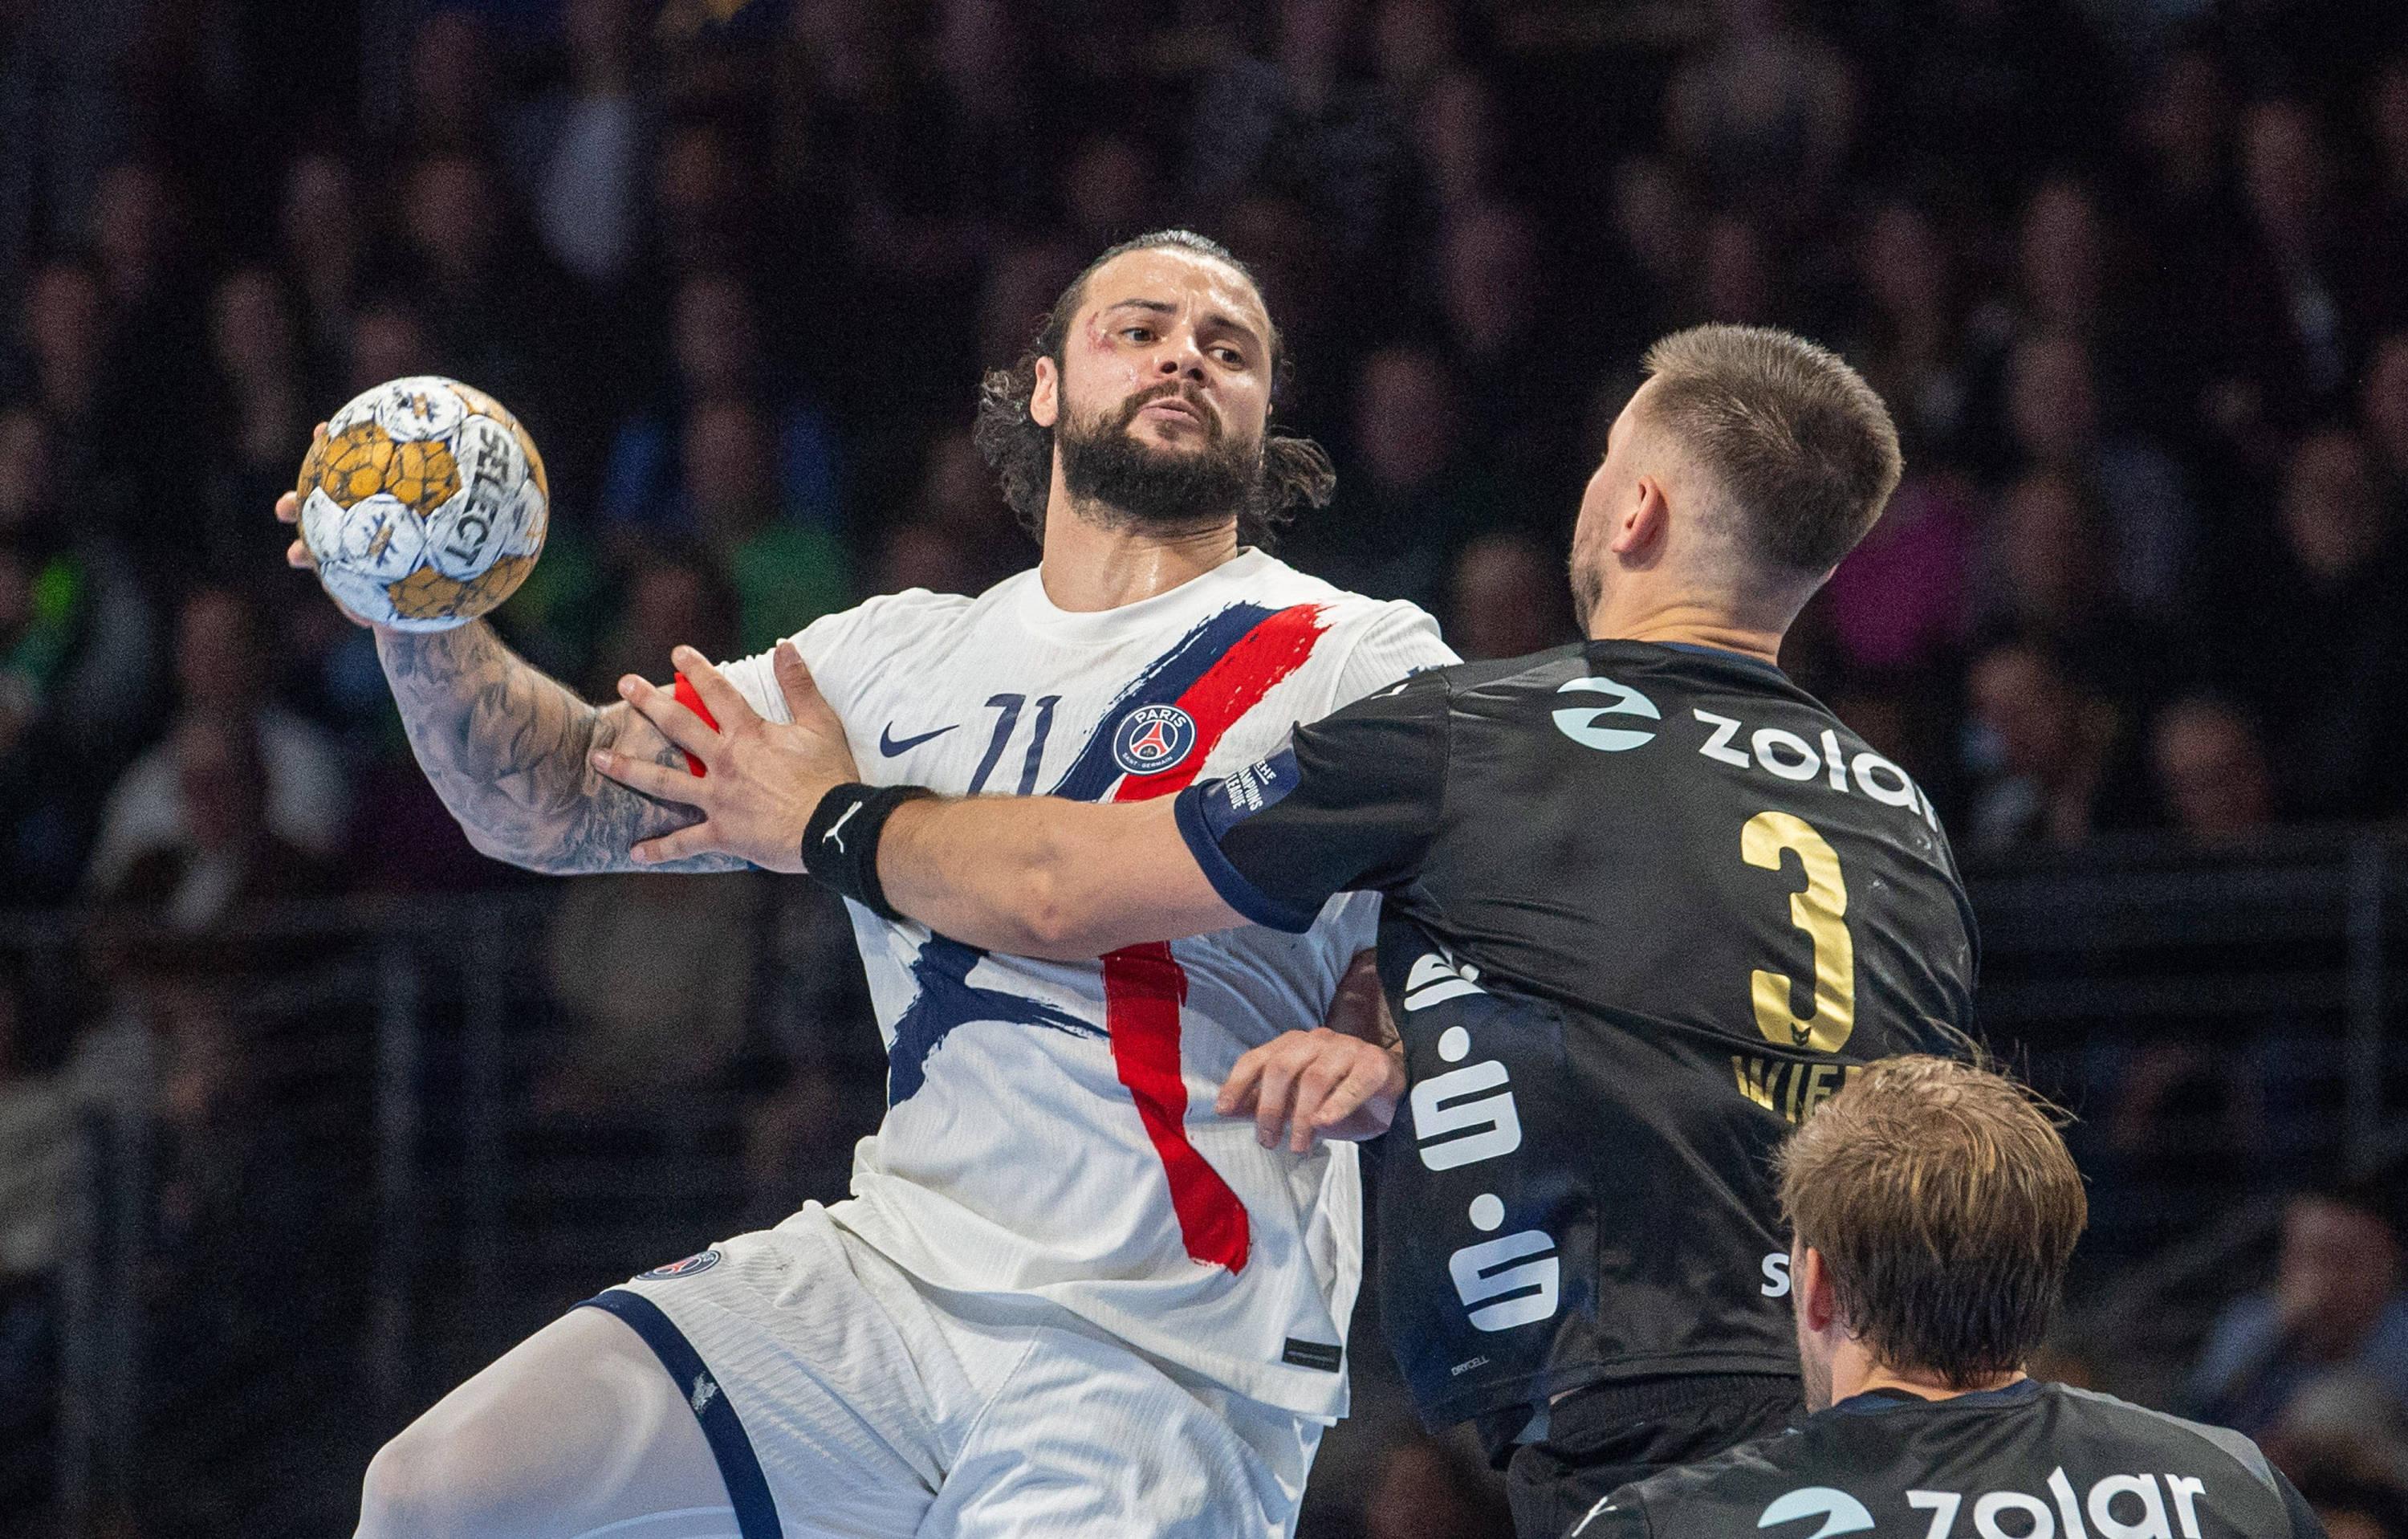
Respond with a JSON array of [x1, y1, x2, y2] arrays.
[[295, 377, 549, 630]]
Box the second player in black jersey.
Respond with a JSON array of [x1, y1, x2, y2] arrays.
[[1178, 637, 1976, 1447], [1574, 1056, 2324, 1539]]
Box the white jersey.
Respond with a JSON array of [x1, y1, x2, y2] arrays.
[[719, 549, 1452, 1419]]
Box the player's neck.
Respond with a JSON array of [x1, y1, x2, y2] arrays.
[[1036, 499, 1243, 613], [1836, 1345, 2028, 1407], [1584, 592, 1786, 667]]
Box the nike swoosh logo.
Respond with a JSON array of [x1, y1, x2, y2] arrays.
[[879, 723, 958, 756]]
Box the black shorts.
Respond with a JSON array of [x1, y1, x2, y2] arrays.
[[1505, 1373, 1804, 1538]]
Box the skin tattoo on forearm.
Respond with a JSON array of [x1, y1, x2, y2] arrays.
[[379, 621, 746, 875]]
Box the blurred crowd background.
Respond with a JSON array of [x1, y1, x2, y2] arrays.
[[4, 0, 2408, 1535]]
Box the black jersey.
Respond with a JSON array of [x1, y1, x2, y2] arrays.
[[1573, 1381, 2327, 1539], [1173, 641, 1978, 1431]]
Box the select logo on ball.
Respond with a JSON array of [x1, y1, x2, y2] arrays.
[[1113, 705, 1198, 776]]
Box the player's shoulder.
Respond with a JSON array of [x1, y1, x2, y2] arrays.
[[1236, 551, 1439, 634], [1587, 1427, 1812, 1534], [2047, 1385, 2286, 1497], [1418, 641, 1596, 701], [800, 584, 982, 650]]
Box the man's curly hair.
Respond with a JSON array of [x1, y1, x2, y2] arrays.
[[972, 230, 1336, 544]]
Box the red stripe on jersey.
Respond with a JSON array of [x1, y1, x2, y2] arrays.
[[1103, 603, 1330, 1272], [673, 673, 722, 777]]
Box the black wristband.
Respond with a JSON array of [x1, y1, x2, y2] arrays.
[[800, 783, 935, 920]]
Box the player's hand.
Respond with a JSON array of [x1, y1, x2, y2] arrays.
[[592, 642, 859, 872], [1217, 1027, 1406, 1154], [1322, 948, 1397, 1050], [278, 421, 376, 629]]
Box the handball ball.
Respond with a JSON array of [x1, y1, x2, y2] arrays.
[[295, 377, 549, 630]]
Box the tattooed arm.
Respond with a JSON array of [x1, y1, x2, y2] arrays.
[[378, 621, 747, 875]]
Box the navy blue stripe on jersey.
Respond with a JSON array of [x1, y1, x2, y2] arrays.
[[576, 1289, 781, 1539], [1047, 601, 1281, 803], [885, 935, 1102, 1104], [1175, 751, 1315, 932]]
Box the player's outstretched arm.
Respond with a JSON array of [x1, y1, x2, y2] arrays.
[[275, 477, 738, 876], [596, 647, 1248, 954], [377, 621, 742, 876], [877, 794, 1244, 959]]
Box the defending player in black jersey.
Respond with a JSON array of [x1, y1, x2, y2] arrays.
[[592, 324, 1978, 1537], [1572, 1055, 2326, 1539]]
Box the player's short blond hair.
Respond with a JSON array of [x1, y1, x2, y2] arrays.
[[1639, 324, 1904, 576], [1777, 1053, 2085, 1388]]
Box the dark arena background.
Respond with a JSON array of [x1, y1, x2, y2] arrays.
[[4, 1, 2408, 1534]]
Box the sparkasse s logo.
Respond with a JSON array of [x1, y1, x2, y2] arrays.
[[1759, 1487, 1877, 1537], [1553, 675, 1661, 751]]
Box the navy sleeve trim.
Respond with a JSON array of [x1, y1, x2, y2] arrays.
[[1175, 782, 1320, 933]]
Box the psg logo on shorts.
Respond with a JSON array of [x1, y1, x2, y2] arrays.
[[1112, 704, 1198, 776], [638, 1249, 721, 1280]]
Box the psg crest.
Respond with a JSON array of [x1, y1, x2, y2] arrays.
[[638, 1249, 722, 1280], [1112, 704, 1198, 776]]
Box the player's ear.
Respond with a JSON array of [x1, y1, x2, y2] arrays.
[[1610, 474, 1670, 559], [1796, 1245, 1839, 1334], [1031, 356, 1060, 430]]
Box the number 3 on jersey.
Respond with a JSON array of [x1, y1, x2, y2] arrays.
[[1740, 812, 1855, 1054]]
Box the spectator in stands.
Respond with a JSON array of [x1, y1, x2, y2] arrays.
[[396, 6, 500, 160], [1595, 154, 1694, 356], [395, 153, 576, 450], [543, 548, 763, 1123], [0, 955, 67, 1294], [1690, 213, 1780, 328], [86, 587, 348, 898], [2190, 1184, 2408, 1440], [278, 153, 365, 373], [343, 291, 436, 397], [1445, 530, 1573, 662], [2219, 429, 2408, 821], [89, 706, 339, 929], [1409, 69, 1503, 222], [1983, 467, 2183, 710], [872, 520, 982, 599], [2150, 696, 2276, 844], [0, 408, 158, 898], [600, 271, 844, 545], [1293, 343, 1496, 606], [1057, 135, 1161, 251], [2361, 332, 2408, 500], [2204, 100, 2383, 451], [510, 0, 653, 292], [200, 267, 310, 585], [2297, 1472, 2408, 1539], [1847, 197, 1974, 462], [1963, 637, 2133, 856], [2003, 329, 2196, 614], [681, 394, 850, 653], [1186, 0, 1411, 263], [1665, 0, 1855, 229], [903, 426, 1023, 593], [2374, 54, 2408, 226], [1439, 200, 1576, 494], [1820, 471, 1975, 680], [2268, 1372, 2408, 1501]]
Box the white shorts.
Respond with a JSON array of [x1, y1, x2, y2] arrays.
[[589, 1203, 1324, 1539]]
